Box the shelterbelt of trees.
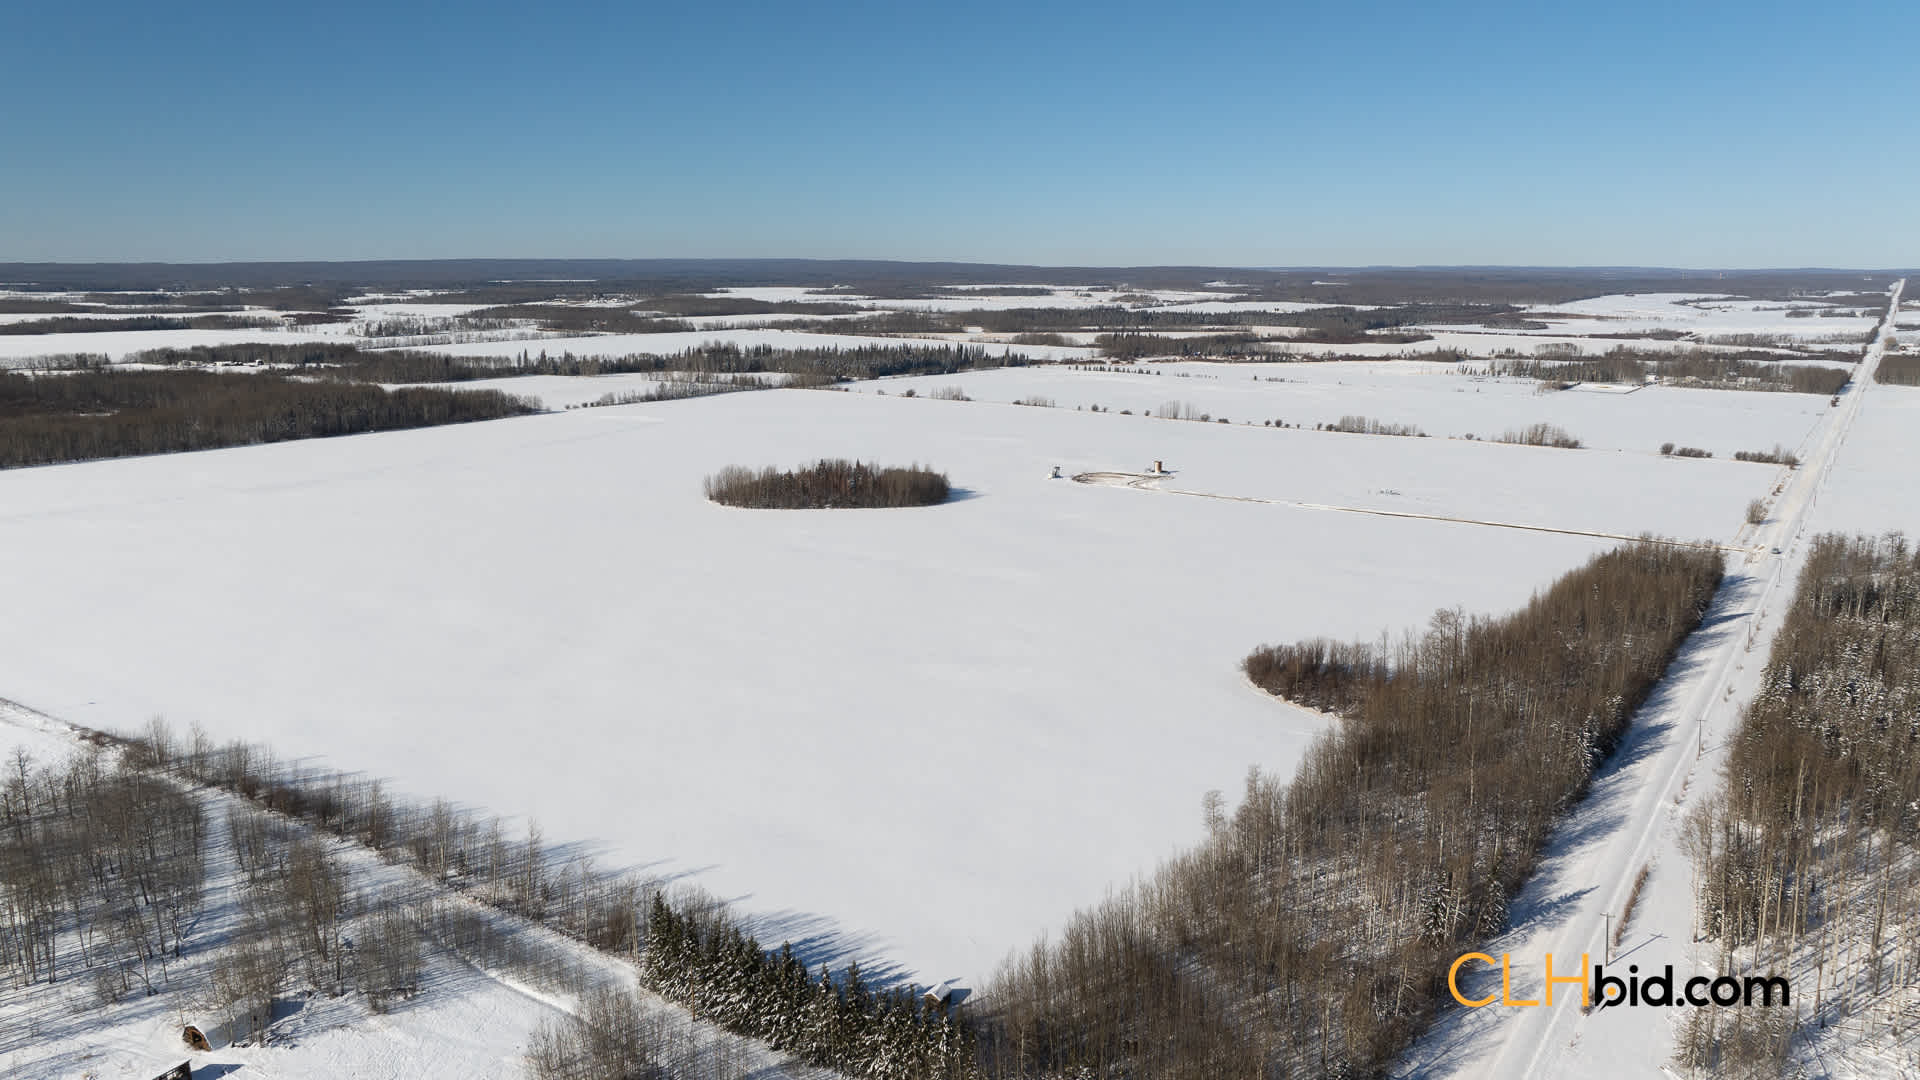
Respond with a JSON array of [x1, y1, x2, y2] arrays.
[[978, 539, 1723, 1079]]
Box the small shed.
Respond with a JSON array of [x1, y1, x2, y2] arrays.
[[182, 1025, 212, 1052], [922, 981, 971, 1011], [153, 1063, 192, 1080]]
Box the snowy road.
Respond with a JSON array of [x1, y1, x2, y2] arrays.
[[1404, 280, 1905, 1080]]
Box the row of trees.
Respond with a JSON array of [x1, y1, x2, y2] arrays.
[[1489, 351, 1853, 395], [705, 460, 951, 509], [1326, 414, 1426, 437], [0, 368, 537, 468], [980, 540, 1724, 1077], [0, 314, 276, 335], [1680, 533, 1920, 1075], [1733, 446, 1799, 466], [1492, 421, 1583, 448], [124, 720, 959, 1074]]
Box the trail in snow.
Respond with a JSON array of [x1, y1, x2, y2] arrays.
[[1070, 471, 1757, 553], [1400, 279, 1905, 1080]]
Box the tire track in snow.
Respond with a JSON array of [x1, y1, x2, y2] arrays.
[[1070, 471, 1750, 553]]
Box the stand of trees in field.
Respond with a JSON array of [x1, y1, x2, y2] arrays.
[[1324, 415, 1426, 437], [1094, 332, 1264, 360], [978, 540, 1723, 1079], [1680, 534, 1920, 1076], [705, 460, 950, 509], [1877, 353, 1920, 386], [0, 368, 537, 469], [1490, 421, 1583, 449], [1488, 351, 1853, 395], [581, 372, 776, 408]]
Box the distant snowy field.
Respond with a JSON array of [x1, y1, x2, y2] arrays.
[[0, 326, 338, 364], [0, 385, 1777, 988], [860, 360, 1830, 461], [1521, 292, 1880, 341]]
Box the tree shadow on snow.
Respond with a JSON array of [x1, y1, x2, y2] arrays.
[[736, 908, 913, 990]]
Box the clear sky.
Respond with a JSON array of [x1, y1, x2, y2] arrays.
[[2, 1, 1913, 267]]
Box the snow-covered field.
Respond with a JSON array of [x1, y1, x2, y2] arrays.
[[857, 360, 1830, 460], [1525, 292, 1881, 341], [1807, 381, 1920, 534], [4, 273, 1907, 1080], [0, 381, 1780, 993], [0, 327, 340, 364]]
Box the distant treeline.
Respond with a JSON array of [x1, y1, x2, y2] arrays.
[[0, 314, 277, 335], [461, 305, 696, 335], [0, 368, 535, 469], [951, 302, 1502, 339], [981, 540, 1723, 1078], [1491, 350, 1853, 395], [134, 340, 1034, 384]]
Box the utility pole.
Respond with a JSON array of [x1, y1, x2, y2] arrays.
[[1604, 914, 1612, 964]]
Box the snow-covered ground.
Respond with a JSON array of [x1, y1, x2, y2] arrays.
[[856, 360, 1830, 460], [0, 327, 338, 364], [0, 380, 1775, 991], [1520, 292, 1880, 342]]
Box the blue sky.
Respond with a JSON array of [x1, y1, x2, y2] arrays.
[[2, 1, 1913, 266]]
